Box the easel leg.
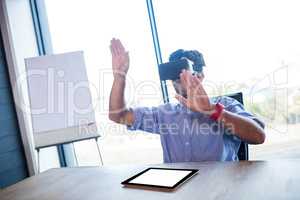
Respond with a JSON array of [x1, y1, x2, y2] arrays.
[[95, 138, 103, 166], [72, 143, 79, 166], [37, 148, 40, 174]]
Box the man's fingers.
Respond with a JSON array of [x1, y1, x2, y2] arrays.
[[195, 76, 207, 95], [123, 51, 130, 66], [116, 39, 125, 53], [180, 70, 190, 89], [191, 75, 202, 89], [114, 39, 126, 56], [115, 39, 122, 55], [175, 94, 188, 106], [193, 74, 202, 85], [180, 70, 198, 96], [180, 71, 190, 97], [112, 38, 121, 55], [190, 75, 197, 88], [110, 39, 118, 56], [179, 72, 186, 88], [184, 70, 194, 86], [125, 51, 130, 61], [110, 44, 117, 57]]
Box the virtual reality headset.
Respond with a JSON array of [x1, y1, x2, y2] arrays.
[[159, 49, 206, 81], [158, 59, 191, 81]]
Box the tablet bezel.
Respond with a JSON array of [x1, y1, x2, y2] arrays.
[[121, 167, 199, 190]]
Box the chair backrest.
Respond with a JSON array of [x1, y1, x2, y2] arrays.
[[224, 92, 249, 161]]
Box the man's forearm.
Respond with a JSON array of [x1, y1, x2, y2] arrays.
[[109, 77, 127, 122], [220, 110, 265, 144]]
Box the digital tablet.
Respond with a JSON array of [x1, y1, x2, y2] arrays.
[[121, 167, 198, 190]]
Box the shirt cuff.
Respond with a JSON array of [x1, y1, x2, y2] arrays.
[[126, 107, 141, 131]]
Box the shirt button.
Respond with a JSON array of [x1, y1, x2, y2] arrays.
[[185, 142, 190, 146]]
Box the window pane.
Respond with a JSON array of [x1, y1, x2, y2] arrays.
[[154, 0, 300, 159], [44, 0, 163, 165]]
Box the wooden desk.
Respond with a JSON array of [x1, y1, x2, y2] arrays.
[[1, 160, 299, 200]]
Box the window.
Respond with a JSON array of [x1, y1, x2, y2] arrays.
[[44, 0, 163, 165], [153, 0, 300, 159], [41, 0, 300, 166]]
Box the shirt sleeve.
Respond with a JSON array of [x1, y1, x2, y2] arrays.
[[127, 106, 160, 134], [225, 98, 265, 129]]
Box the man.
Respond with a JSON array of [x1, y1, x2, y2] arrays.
[[109, 38, 265, 163]]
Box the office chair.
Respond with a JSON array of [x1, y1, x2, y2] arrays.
[[224, 92, 249, 161]]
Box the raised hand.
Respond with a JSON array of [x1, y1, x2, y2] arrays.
[[175, 70, 215, 114], [110, 38, 129, 79]]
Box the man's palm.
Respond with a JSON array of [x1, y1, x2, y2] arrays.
[[175, 70, 214, 114], [110, 38, 129, 78]]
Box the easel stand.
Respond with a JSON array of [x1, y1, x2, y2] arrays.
[[35, 136, 103, 173]]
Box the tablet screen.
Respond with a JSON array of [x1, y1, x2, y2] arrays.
[[122, 168, 198, 189]]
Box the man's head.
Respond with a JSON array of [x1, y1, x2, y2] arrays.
[[169, 49, 206, 98]]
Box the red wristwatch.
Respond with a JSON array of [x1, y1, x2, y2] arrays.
[[209, 103, 225, 121]]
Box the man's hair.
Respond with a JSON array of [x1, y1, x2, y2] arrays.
[[169, 49, 206, 72]]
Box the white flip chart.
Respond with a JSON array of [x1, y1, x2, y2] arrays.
[[25, 51, 99, 148]]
